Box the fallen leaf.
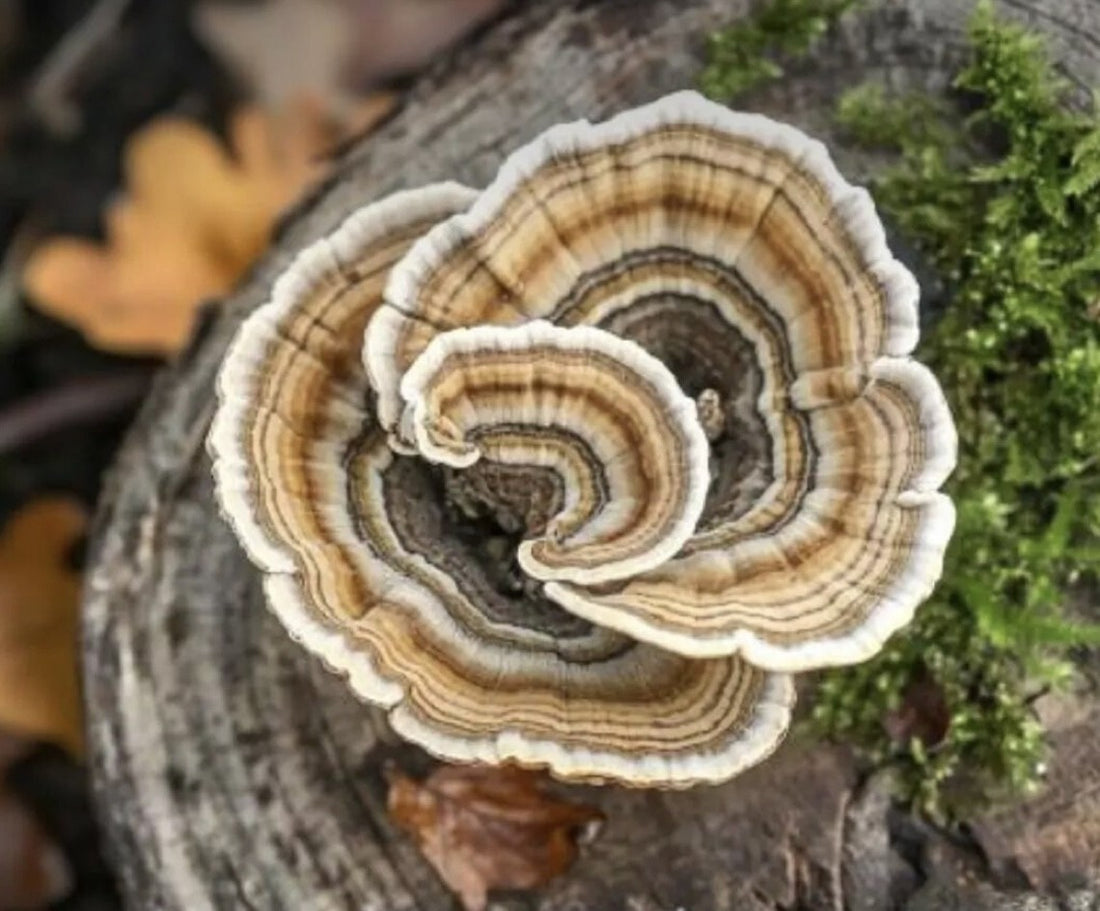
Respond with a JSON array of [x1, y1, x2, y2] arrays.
[[0, 498, 87, 755], [22, 96, 390, 356], [0, 728, 71, 910], [883, 666, 951, 750], [196, 0, 353, 109], [339, 0, 508, 88], [196, 0, 504, 100], [388, 764, 602, 911]]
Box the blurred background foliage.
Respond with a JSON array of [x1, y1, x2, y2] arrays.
[[0, 2, 505, 908]]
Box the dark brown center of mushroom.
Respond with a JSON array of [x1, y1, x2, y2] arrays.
[[597, 293, 774, 531], [538, 246, 788, 531], [441, 460, 563, 599], [380, 454, 620, 650]]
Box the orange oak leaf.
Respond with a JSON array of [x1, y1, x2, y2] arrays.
[[388, 764, 602, 911], [23, 95, 391, 356], [0, 498, 87, 756]]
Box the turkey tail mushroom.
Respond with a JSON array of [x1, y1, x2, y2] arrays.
[[209, 183, 794, 789], [370, 90, 957, 674], [210, 90, 955, 789]]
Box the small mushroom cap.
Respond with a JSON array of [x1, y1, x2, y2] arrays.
[[395, 320, 711, 585], [369, 90, 956, 672], [209, 184, 795, 787]]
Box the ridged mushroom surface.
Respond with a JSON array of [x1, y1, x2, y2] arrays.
[[209, 184, 795, 788], [367, 90, 957, 673], [394, 320, 711, 585]]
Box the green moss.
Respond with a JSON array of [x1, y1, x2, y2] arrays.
[[698, 0, 859, 100], [700, 0, 1100, 818], [810, 1, 1100, 818]]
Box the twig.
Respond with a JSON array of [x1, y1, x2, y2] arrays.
[[28, 0, 132, 136], [0, 369, 153, 456]]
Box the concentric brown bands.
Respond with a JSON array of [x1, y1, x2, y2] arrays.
[[210, 91, 955, 787]]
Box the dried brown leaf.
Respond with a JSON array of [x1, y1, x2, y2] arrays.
[[22, 96, 386, 355], [0, 727, 71, 910], [883, 666, 950, 749], [388, 764, 602, 911], [0, 498, 87, 755]]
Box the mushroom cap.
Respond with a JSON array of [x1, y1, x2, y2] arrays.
[[209, 184, 795, 788], [395, 320, 711, 585], [367, 90, 956, 672]]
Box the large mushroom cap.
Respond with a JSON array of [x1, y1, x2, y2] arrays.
[[368, 90, 956, 672], [209, 184, 795, 788]]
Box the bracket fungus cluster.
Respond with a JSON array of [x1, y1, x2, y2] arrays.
[[210, 91, 957, 788]]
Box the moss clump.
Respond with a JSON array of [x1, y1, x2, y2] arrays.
[[698, 0, 858, 100], [811, 1, 1100, 818], [700, 0, 1100, 817]]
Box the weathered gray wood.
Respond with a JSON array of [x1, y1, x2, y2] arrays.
[[82, 0, 1100, 908]]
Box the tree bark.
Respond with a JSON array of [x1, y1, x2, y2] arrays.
[[82, 1, 1100, 908]]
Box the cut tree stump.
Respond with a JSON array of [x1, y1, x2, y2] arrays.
[[82, 1, 1100, 908]]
